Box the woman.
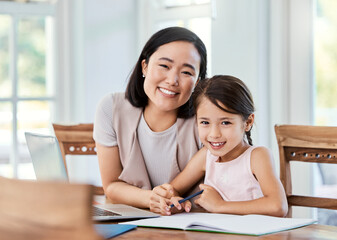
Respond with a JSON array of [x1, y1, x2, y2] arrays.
[[94, 27, 207, 213]]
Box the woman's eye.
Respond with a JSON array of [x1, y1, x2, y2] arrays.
[[221, 121, 231, 125], [182, 71, 192, 76], [159, 64, 169, 69], [200, 121, 209, 125]]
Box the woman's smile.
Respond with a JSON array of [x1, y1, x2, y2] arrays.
[[158, 87, 179, 97]]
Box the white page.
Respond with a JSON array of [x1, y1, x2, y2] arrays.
[[121, 212, 236, 229], [186, 214, 317, 235], [120, 213, 316, 235]]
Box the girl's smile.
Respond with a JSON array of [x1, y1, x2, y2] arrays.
[[209, 141, 226, 149]]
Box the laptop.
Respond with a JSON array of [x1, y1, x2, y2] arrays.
[[24, 132, 160, 221]]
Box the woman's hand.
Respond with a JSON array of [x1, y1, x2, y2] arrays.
[[194, 184, 224, 212], [149, 183, 176, 215], [166, 196, 192, 215]]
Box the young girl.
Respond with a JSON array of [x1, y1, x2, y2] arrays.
[[158, 75, 288, 217]]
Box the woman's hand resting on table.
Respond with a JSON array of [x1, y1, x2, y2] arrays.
[[149, 183, 175, 214], [149, 183, 192, 215]]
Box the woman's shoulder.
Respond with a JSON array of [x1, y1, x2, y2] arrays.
[[176, 117, 198, 135], [96, 92, 129, 120], [97, 92, 132, 110], [97, 93, 114, 108], [177, 116, 197, 127], [95, 93, 113, 117]]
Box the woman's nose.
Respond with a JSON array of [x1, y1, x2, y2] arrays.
[[166, 72, 179, 86]]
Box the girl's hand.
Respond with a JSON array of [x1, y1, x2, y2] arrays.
[[149, 183, 175, 215], [194, 184, 224, 212]]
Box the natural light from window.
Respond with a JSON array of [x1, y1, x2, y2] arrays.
[[0, 2, 55, 179], [314, 0, 337, 126]]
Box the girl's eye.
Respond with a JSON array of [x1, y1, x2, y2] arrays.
[[221, 121, 231, 125], [200, 121, 209, 125]]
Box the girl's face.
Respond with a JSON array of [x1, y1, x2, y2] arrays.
[[142, 41, 201, 115], [196, 97, 253, 162]]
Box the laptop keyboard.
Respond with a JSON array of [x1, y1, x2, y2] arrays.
[[92, 206, 121, 216]]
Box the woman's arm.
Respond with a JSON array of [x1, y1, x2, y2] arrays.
[[195, 147, 288, 217], [96, 143, 152, 209]]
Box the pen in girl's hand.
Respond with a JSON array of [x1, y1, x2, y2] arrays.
[[169, 190, 204, 209]]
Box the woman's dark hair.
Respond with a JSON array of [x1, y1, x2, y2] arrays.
[[192, 75, 255, 145], [125, 27, 207, 118]]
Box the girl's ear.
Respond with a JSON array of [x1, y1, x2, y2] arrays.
[[245, 114, 255, 131], [141, 59, 148, 77]]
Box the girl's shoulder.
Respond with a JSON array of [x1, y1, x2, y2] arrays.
[[191, 146, 208, 161], [251, 146, 271, 156], [250, 146, 273, 163], [250, 146, 274, 173], [192, 146, 208, 170]]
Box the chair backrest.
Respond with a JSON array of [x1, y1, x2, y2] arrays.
[[274, 124, 337, 217], [52, 123, 104, 195], [0, 177, 102, 240]]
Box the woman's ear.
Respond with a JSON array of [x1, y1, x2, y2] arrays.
[[141, 59, 148, 77], [245, 114, 255, 131]]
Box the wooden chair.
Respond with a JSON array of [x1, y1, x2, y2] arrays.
[[0, 176, 102, 240], [274, 124, 337, 217], [52, 123, 104, 195]]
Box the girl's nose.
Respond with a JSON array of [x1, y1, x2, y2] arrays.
[[209, 125, 221, 138]]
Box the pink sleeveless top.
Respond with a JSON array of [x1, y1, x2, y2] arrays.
[[204, 146, 263, 201]]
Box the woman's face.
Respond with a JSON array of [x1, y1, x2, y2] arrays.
[[142, 41, 201, 115]]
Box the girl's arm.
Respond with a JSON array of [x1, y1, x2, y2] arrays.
[[170, 146, 207, 195], [156, 147, 207, 215], [97, 143, 165, 211], [195, 147, 288, 217]]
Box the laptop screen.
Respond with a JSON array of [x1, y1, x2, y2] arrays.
[[25, 132, 68, 181]]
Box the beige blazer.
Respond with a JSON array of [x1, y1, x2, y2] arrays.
[[112, 92, 200, 190]]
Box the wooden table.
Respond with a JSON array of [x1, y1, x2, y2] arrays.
[[93, 196, 337, 239], [111, 223, 337, 239]]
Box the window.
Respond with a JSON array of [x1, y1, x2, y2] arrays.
[[314, 0, 337, 126], [313, 0, 337, 226], [0, 1, 56, 179]]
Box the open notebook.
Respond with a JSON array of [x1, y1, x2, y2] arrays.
[[25, 131, 160, 221], [120, 212, 317, 236]]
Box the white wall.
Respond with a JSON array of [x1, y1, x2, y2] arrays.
[[82, 0, 138, 122], [269, 0, 314, 218], [57, 0, 138, 123], [56, 0, 138, 186]]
